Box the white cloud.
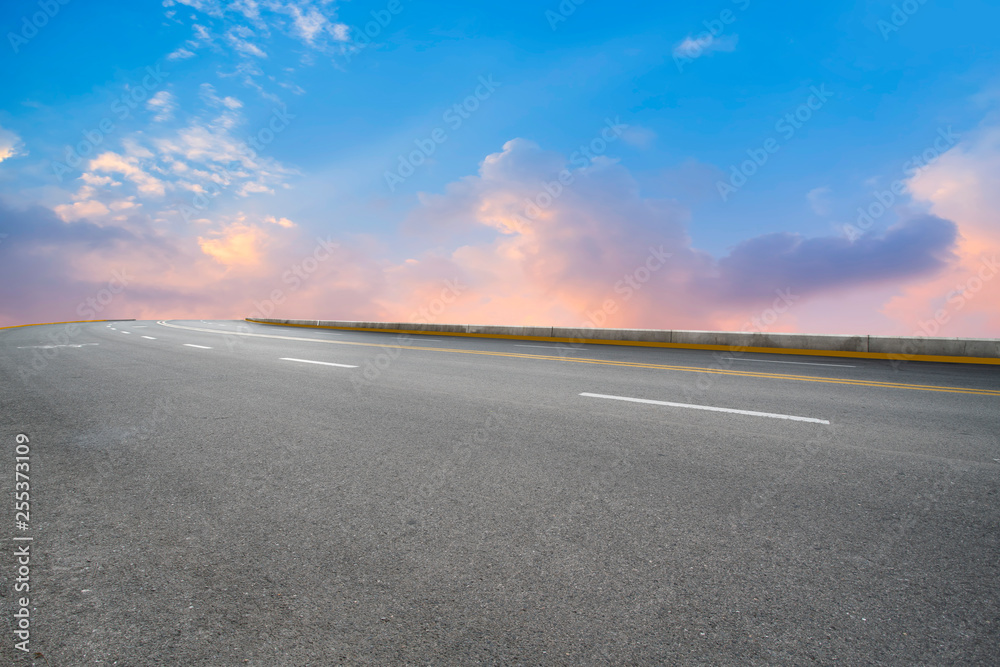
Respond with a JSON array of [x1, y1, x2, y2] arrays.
[[147, 91, 178, 122], [0, 126, 25, 163], [199, 83, 244, 112], [167, 47, 196, 60], [88, 152, 167, 197], [164, 0, 225, 18], [288, 4, 327, 44], [79, 173, 121, 187], [166, 0, 351, 75], [122, 138, 154, 159], [264, 215, 296, 228], [226, 25, 268, 58], [673, 33, 738, 59], [238, 181, 273, 196], [109, 198, 139, 211], [331, 23, 349, 41], [54, 199, 111, 222], [282, 3, 350, 45], [145, 103, 295, 201]]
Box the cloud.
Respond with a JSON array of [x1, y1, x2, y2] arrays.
[[621, 125, 657, 149], [659, 159, 726, 203], [0, 199, 318, 327], [165, 0, 351, 79], [285, 3, 349, 45], [198, 220, 270, 267], [54, 199, 111, 222], [0, 138, 968, 334], [807, 186, 832, 215], [88, 152, 167, 197], [713, 214, 957, 301], [80, 173, 121, 187], [88, 92, 297, 205], [0, 126, 25, 163], [673, 33, 738, 59], [147, 91, 178, 122], [226, 25, 268, 58], [0, 202, 137, 325], [388, 139, 957, 329], [264, 215, 296, 228], [878, 120, 1000, 336], [167, 47, 196, 60]]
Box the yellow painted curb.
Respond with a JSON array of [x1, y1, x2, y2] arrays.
[[0, 319, 134, 331], [246, 319, 1000, 366]]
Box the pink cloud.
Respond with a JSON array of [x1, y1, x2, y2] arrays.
[[0, 137, 972, 335], [877, 122, 1000, 337], [369, 139, 957, 332]]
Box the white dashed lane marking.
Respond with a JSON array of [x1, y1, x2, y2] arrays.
[[580, 392, 830, 425], [280, 357, 358, 369]]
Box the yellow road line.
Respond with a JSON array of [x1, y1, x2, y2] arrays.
[[159, 321, 1000, 397], [0, 319, 132, 331]]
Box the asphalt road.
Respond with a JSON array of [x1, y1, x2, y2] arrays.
[[1, 319, 998, 665]]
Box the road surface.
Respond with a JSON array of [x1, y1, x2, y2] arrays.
[[1, 319, 998, 664]]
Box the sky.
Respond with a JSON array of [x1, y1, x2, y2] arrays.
[[0, 0, 998, 336]]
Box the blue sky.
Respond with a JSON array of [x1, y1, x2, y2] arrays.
[[1, 0, 998, 334]]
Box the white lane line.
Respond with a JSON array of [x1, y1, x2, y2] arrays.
[[18, 343, 98, 349], [134, 326, 147, 328], [721, 357, 855, 368], [514, 344, 586, 351], [183, 344, 212, 349], [580, 392, 830, 424], [280, 357, 358, 368], [121, 331, 131, 334], [142, 336, 157, 340]]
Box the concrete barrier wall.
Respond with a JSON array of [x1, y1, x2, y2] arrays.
[[246, 318, 1000, 361]]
